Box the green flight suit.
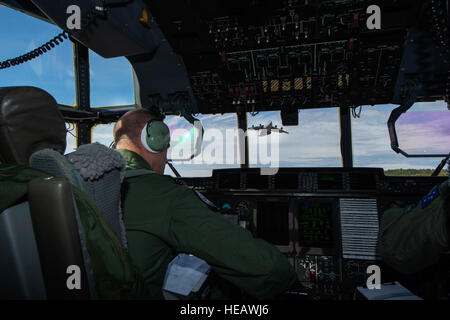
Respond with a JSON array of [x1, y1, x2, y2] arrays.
[[117, 149, 297, 299], [379, 178, 449, 274]]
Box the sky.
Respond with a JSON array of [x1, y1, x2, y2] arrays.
[[0, 5, 448, 177]]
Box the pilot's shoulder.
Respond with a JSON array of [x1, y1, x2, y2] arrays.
[[134, 172, 188, 189]]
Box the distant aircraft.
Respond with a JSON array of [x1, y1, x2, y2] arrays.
[[249, 121, 289, 136]]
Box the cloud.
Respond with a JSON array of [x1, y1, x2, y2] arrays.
[[91, 124, 115, 147], [397, 114, 450, 154], [412, 101, 448, 112]]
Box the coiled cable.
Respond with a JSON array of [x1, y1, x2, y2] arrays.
[[0, 31, 69, 70], [0, 5, 104, 70]]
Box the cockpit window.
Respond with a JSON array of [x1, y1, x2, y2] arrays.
[[352, 102, 445, 174], [0, 6, 76, 106], [247, 109, 342, 168], [165, 109, 342, 177], [91, 123, 115, 148], [65, 123, 78, 154], [89, 51, 135, 108], [396, 101, 450, 156]]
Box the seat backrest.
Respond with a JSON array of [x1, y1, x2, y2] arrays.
[[29, 149, 99, 298], [30, 144, 128, 249], [0, 202, 46, 299], [29, 148, 88, 192], [66, 143, 128, 249], [0, 86, 66, 165], [0, 87, 143, 299], [0, 176, 93, 299], [0, 86, 94, 299], [27, 177, 93, 299]]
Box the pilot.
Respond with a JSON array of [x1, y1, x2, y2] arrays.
[[113, 109, 298, 299], [379, 172, 449, 275]]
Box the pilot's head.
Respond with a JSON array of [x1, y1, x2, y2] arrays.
[[113, 109, 170, 174], [0, 87, 66, 165]]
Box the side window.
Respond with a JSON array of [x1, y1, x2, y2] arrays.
[[91, 123, 115, 148], [65, 123, 77, 154], [351, 103, 443, 173], [89, 51, 135, 107], [0, 6, 76, 106]]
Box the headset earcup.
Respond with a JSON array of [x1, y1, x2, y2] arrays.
[[145, 121, 170, 153]]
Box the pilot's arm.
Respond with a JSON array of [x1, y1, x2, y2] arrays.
[[167, 183, 298, 299], [379, 178, 449, 274]]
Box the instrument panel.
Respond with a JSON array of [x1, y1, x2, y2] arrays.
[[181, 167, 448, 299]]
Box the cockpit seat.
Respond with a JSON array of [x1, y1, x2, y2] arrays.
[[0, 175, 93, 299], [0, 86, 94, 299], [0, 86, 145, 299], [0, 201, 47, 299], [66, 143, 128, 249], [0, 87, 67, 166], [29, 148, 88, 192], [30, 144, 129, 249]]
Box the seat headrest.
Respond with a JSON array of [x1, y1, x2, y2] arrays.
[[29, 148, 88, 192], [0, 87, 66, 165]]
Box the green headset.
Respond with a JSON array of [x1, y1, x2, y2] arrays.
[[140, 119, 171, 153]]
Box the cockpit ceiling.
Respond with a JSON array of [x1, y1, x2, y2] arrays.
[[146, 0, 448, 114]]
